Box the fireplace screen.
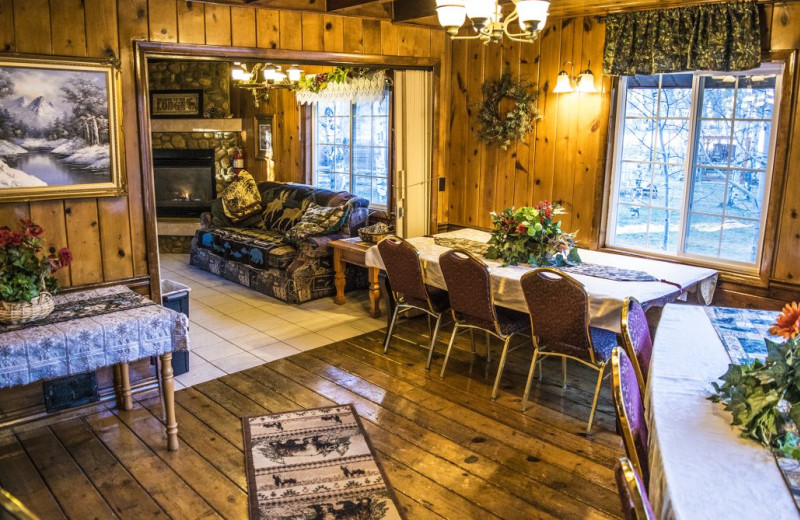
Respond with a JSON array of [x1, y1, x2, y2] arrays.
[[153, 149, 216, 218]]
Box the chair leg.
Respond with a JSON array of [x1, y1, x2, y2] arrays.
[[426, 314, 443, 371], [470, 329, 476, 353], [485, 331, 491, 362], [383, 306, 400, 354], [490, 335, 513, 400], [561, 358, 568, 388], [586, 364, 606, 434], [440, 323, 459, 378], [521, 348, 540, 412], [427, 314, 433, 338]]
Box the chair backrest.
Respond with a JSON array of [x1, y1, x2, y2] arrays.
[[0, 488, 39, 520], [615, 457, 656, 520], [520, 268, 595, 362], [621, 297, 653, 395], [439, 249, 498, 333], [377, 236, 430, 309], [612, 347, 650, 488]]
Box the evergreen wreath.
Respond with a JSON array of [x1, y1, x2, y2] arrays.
[[477, 73, 540, 150]]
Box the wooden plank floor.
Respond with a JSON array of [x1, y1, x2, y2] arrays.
[[0, 316, 624, 520]]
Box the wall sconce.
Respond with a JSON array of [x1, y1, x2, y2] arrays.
[[552, 60, 597, 94]]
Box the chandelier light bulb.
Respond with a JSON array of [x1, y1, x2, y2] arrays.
[[464, 0, 495, 30], [287, 65, 303, 82], [436, 0, 467, 35], [263, 64, 277, 82], [231, 67, 251, 81], [515, 0, 549, 33]]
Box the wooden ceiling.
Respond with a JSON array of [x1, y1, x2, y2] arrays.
[[198, 0, 781, 24]]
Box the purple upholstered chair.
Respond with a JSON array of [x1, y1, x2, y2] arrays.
[[378, 236, 451, 370], [612, 347, 650, 488], [615, 457, 657, 520], [438, 249, 530, 398], [621, 297, 653, 396], [519, 268, 618, 432]]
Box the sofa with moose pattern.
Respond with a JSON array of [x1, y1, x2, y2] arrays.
[[190, 181, 369, 303]]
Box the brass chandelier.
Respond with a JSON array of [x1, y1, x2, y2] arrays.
[[230, 62, 304, 106], [435, 0, 550, 43]]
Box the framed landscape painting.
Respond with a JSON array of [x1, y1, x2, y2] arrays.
[[0, 55, 126, 202]]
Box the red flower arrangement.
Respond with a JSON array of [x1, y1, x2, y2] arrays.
[[486, 201, 581, 267], [0, 219, 71, 303]]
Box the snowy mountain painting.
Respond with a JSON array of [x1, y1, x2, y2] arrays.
[[0, 63, 113, 190]]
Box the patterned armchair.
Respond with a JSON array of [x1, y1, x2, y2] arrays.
[[190, 181, 369, 304]]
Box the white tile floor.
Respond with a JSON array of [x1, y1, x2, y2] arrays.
[[159, 254, 386, 389]]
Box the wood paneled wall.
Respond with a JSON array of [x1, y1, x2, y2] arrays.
[[445, 16, 610, 249], [0, 0, 447, 293], [444, 6, 800, 298]]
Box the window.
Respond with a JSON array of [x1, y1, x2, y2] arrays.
[[312, 92, 390, 207], [606, 64, 783, 269]]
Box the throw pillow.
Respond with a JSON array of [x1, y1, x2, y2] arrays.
[[284, 203, 347, 244], [220, 170, 261, 222], [262, 187, 313, 233]]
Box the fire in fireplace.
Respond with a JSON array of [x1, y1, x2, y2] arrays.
[[153, 149, 216, 218]]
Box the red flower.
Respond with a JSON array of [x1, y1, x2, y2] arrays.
[[8, 231, 23, 246], [0, 227, 10, 247], [516, 224, 527, 234], [21, 220, 43, 238], [58, 247, 72, 268]]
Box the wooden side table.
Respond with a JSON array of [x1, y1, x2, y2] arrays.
[[331, 237, 381, 318]]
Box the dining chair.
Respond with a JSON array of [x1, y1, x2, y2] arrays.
[[0, 487, 39, 520], [378, 236, 451, 370], [519, 268, 618, 433], [621, 296, 653, 396], [437, 249, 530, 399], [615, 457, 657, 520], [612, 346, 650, 488]]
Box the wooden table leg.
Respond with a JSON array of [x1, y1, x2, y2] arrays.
[[112, 364, 123, 409], [333, 247, 346, 305], [368, 267, 381, 318], [118, 363, 133, 411], [160, 352, 179, 451]]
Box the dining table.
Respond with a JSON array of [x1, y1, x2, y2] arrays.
[[648, 304, 798, 520], [363, 229, 719, 332]]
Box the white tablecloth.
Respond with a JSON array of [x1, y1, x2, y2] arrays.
[[648, 304, 798, 520], [364, 229, 718, 332]]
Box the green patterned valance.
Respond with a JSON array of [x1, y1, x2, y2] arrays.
[[603, 1, 761, 76]]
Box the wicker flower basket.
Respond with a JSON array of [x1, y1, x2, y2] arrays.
[[0, 292, 55, 325]]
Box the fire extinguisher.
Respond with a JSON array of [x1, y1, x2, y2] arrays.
[[232, 147, 245, 175]]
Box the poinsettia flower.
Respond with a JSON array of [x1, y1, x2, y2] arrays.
[[770, 302, 800, 340], [58, 247, 73, 268]]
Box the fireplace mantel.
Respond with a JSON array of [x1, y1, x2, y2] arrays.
[[150, 118, 243, 133]]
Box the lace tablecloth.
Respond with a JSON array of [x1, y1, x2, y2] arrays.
[[0, 286, 189, 389], [648, 304, 799, 520], [364, 229, 719, 332]]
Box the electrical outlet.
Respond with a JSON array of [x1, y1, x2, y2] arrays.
[[438, 177, 446, 192]]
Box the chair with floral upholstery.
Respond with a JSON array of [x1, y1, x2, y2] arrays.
[[615, 457, 657, 520], [379, 236, 451, 370], [438, 249, 530, 399], [612, 346, 650, 488], [621, 296, 653, 396], [519, 268, 618, 432]]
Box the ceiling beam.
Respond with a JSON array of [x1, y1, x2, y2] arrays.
[[391, 0, 435, 22], [326, 0, 380, 11]]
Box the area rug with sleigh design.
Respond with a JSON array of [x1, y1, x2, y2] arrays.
[[242, 404, 405, 520]]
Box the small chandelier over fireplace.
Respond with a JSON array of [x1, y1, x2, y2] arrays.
[[435, 0, 549, 44], [231, 63, 304, 106]]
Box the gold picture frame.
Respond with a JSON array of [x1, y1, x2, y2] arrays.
[[0, 54, 126, 202]]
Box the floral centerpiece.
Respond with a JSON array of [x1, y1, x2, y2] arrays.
[[0, 220, 72, 325], [711, 302, 800, 459], [485, 201, 581, 267]]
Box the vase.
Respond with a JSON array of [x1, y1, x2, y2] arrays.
[[0, 292, 55, 325]]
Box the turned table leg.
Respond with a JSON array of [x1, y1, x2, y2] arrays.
[[333, 247, 346, 305], [368, 267, 381, 318], [112, 364, 123, 409], [160, 352, 179, 451], [118, 363, 133, 411]]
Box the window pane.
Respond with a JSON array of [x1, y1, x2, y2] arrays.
[[694, 119, 733, 167], [353, 175, 371, 200], [625, 76, 659, 117], [621, 119, 656, 162], [736, 76, 776, 120], [334, 146, 350, 172], [613, 205, 650, 249], [655, 120, 690, 165], [720, 218, 760, 263], [373, 176, 388, 206], [724, 170, 766, 218], [354, 100, 372, 116], [685, 213, 722, 258], [334, 117, 351, 144], [689, 167, 726, 215], [651, 165, 686, 209], [353, 117, 372, 146], [372, 147, 388, 176], [333, 173, 350, 192], [659, 79, 693, 119], [731, 120, 771, 170], [353, 147, 372, 175], [374, 93, 389, 115], [646, 209, 681, 253], [701, 76, 736, 119]]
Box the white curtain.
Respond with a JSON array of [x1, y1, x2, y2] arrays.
[[393, 70, 434, 238]]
